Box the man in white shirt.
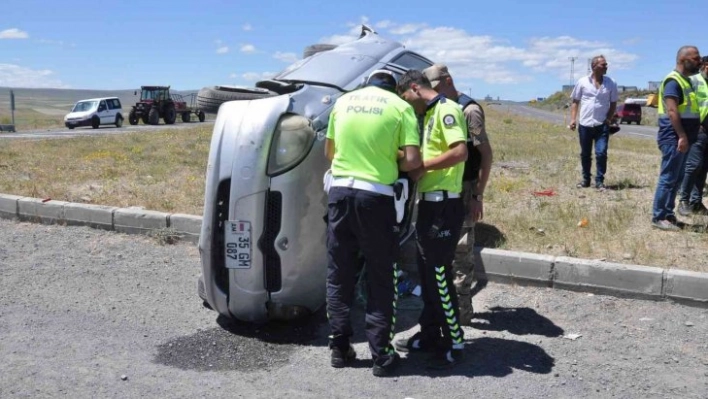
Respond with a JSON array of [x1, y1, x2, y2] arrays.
[[569, 55, 619, 191]]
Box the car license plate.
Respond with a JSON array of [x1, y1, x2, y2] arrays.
[[225, 220, 252, 269]]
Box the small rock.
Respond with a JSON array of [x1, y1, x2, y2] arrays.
[[120, 375, 128, 381], [622, 253, 633, 260], [673, 357, 679, 363], [554, 373, 560, 377], [80, 196, 92, 202], [685, 321, 695, 327]]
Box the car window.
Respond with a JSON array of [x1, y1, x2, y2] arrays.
[[106, 99, 121, 110], [388, 52, 434, 71], [98, 101, 107, 111]]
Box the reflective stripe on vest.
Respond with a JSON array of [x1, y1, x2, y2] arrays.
[[658, 71, 700, 119], [690, 74, 708, 123]]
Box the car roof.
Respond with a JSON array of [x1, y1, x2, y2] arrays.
[[75, 97, 120, 102]]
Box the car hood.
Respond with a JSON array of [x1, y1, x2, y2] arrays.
[[65, 110, 93, 120]]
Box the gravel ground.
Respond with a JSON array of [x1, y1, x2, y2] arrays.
[[1, 218, 707, 399]]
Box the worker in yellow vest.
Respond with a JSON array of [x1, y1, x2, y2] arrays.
[[651, 46, 702, 231], [677, 56, 708, 215]]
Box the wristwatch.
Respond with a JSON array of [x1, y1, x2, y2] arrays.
[[472, 194, 483, 201]]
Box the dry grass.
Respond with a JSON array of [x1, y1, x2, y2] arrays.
[[0, 126, 211, 214], [484, 108, 708, 272], [1, 108, 707, 272]]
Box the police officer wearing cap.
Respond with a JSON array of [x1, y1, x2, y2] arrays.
[[394, 69, 468, 369], [324, 69, 421, 377]]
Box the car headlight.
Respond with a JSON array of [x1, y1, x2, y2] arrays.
[[266, 114, 316, 176]]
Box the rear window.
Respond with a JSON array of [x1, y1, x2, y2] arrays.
[[624, 104, 641, 111]]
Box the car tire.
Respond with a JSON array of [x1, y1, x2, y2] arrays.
[[196, 86, 276, 114], [181, 112, 191, 123], [637, 120, 641, 125], [91, 116, 100, 129], [67, 125, 75, 130], [302, 43, 337, 58], [129, 110, 138, 125], [148, 108, 160, 125], [115, 115, 123, 128]]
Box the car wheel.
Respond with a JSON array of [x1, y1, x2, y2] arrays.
[[637, 120, 641, 125], [302, 43, 337, 58], [148, 108, 160, 125], [196, 86, 276, 114], [115, 115, 123, 128], [67, 125, 75, 130], [129, 110, 138, 125], [91, 116, 100, 129], [181, 112, 190, 123]]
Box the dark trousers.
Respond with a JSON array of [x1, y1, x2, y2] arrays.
[[679, 131, 708, 205], [415, 197, 465, 351], [652, 143, 688, 222], [326, 187, 398, 361], [578, 124, 609, 184]]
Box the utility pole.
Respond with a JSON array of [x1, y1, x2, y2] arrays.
[[568, 56, 578, 86]]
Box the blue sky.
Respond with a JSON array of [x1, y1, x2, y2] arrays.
[[0, 0, 705, 101]]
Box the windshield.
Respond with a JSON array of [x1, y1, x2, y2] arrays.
[[72, 101, 97, 112], [141, 88, 167, 101]]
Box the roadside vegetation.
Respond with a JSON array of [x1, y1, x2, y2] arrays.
[[1, 107, 707, 272]]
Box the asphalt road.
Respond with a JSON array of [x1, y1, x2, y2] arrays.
[[1, 219, 707, 399], [0, 121, 214, 140], [499, 104, 658, 140]]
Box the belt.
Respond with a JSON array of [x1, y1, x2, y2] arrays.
[[421, 191, 460, 202], [331, 177, 394, 196]]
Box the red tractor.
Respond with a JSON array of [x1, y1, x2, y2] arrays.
[[128, 85, 205, 125]]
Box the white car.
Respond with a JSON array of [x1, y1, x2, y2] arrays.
[[64, 97, 124, 129]]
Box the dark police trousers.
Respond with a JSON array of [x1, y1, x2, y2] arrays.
[[416, 197, 465, 350], [326, 186, 399, 361]]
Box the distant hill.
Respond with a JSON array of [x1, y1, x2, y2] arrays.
[[0, 87, 198, 114], [532, 89, 657, 111]]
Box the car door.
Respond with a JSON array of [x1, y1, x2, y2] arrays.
[[97, 100, 110, 124]]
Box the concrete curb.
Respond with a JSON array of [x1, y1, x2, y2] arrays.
[[1, 193, 706, 306]]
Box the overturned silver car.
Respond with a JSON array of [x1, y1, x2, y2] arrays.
[[198, 26, 434, 323]]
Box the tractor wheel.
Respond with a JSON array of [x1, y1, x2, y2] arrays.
[[91, 116, 100, 129], [148, 108, 160, 125], [115, 114, 123, 128], [198, 110, 205, 122], [181, 112, 191, 123], [302, 43, 337, 58], [196, 86, 276, 114], [164, 106, 176, 125], [128, 110, 138, 125]]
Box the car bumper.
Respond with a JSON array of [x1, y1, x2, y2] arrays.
[[198, 96, 328, 323]]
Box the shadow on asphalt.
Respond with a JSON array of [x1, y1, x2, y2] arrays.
[[392, 337, 555, 378], [470, 306, 564, 337]]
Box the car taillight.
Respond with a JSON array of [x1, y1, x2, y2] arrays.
[[266, 114, 316, 176]]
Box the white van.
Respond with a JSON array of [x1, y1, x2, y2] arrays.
[[64, 97, 124, 129]]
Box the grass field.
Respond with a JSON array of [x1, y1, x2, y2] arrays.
[[1, 107, 707, 272]]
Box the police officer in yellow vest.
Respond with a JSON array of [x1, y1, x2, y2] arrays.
[[678, 56, 708, 214], [394, 69, 468, 369], [324, 70, 421, 376], [652, 46, 702, 231]]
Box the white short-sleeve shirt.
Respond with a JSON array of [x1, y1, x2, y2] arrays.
[[570, 75, 619, 127]]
